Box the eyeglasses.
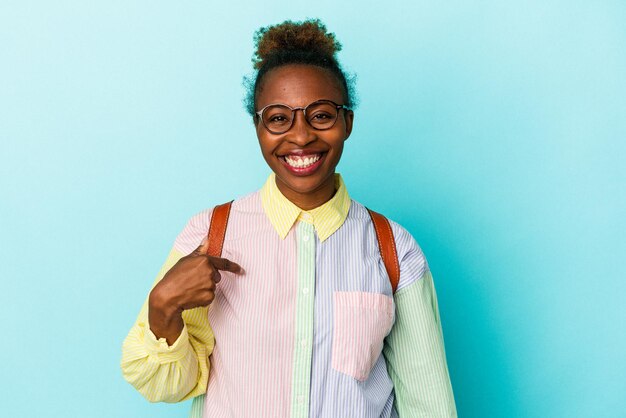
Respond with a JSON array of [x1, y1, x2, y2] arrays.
[[255, 99, 350, 135]]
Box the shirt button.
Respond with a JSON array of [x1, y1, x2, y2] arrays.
[[302, 213, 312, 221], [297, 394, 305, 404], [302, 287, 309, 294], [302, 235, 310, 242], [300, 338, 307, 347]]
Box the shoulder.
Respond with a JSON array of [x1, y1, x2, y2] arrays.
[[350, 199, 429, 292], [172, 190, 261, 255], [173, 207, 214, 255], [387, 218, 429, 291]]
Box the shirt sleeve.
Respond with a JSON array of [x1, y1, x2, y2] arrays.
[[383, 222, 457, 417], [120, 210, 215, 403]]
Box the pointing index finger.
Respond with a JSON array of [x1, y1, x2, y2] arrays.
[[209, 256, 244, 274]]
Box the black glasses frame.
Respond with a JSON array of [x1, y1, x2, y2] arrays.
[[255, 99, 350, 134]]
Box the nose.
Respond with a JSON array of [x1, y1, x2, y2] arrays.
[[286, 108, 316, 146]]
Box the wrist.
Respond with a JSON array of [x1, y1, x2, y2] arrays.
[[148, 288, 183, 337], [148, 288, 184, 343], [149, 285, 182, 319]]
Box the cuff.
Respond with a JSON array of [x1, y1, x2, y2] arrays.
[[144, 323, 191, 363]]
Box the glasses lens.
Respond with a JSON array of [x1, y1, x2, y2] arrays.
[[306, 102, 338, 129], [262, 105, 293, 133]]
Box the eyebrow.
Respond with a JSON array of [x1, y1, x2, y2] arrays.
[[256, 98, 344, 110]]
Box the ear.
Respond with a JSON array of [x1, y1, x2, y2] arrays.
[[343, 110, 354, 141]]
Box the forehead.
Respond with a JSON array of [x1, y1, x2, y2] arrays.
[[256, 64, 344, 108]]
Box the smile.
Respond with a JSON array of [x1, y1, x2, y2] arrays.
[[279, 152, 327, 176], [284, 153, 322, 168]]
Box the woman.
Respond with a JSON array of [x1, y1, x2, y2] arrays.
[[121, 18, 457, 417]]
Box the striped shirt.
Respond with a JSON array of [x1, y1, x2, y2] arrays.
[[121, 172, 457, 417]]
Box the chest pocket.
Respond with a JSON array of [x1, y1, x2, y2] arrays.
[[331, 291, 395, 381]]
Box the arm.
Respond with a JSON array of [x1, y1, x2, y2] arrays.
[[383, 223, 457, 417], [120, 247, 215, 402], [121, 209, 219, 402]]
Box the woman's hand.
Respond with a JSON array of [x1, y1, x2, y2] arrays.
[[148, 237, 243, 344]]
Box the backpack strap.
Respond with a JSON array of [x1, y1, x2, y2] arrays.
[[206, 201, 233, 257], [366, 208, 400, 294], [190, 201, 232, 416]]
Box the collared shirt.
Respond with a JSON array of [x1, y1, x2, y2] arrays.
[[121, 172, 457, 417]]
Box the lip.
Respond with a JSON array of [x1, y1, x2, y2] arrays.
[[278, 152, 327, 176]]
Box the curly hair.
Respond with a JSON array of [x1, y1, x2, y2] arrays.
[[243, 18, 357, 116]]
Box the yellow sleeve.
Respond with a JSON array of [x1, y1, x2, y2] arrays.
[[120, 247, 214, 402]]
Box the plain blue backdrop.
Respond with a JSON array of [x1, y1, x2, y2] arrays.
[[1, 1, 624, 417]]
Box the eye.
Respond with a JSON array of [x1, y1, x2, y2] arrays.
[[265, 111, 292, 126], [310, 112, 332, 121]]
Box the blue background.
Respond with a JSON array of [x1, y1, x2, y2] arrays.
[[1, 1, 624, 417]]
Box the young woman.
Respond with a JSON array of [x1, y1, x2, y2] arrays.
[[121, 18, 457, 417]]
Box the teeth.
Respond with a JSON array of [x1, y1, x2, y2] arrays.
[[285, 154, 321, 168]]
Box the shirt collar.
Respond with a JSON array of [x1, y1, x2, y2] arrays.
[[260, 172, 351, 242]]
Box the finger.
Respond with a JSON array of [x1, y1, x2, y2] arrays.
[[209, 256, 243, 274], [180, 290, 214, 310], [193, 236, 210, 255], [212, 270, 222, 284]]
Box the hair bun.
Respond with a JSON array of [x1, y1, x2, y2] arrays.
[[253, 18, 342, 69]]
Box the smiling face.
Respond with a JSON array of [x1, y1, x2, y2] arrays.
[[254, 64, 354, 210]]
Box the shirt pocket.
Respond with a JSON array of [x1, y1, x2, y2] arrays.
[[331, 291, 395, 381]]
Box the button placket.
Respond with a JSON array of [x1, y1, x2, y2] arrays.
[[291, 221, 316, 418]]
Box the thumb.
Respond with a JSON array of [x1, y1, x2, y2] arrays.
[[193, 236, 210, 255]]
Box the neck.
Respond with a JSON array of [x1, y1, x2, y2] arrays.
[[275, 174, 337, 211]]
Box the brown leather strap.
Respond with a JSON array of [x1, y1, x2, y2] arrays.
[[207, 201, 233, 257], [367, 208, 400, 294]]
